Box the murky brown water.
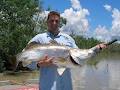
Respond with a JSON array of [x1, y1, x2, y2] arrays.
[[0, 71, 39, 86], [0, 53, 120, 90]]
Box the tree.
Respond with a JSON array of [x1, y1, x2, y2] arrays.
[[0, 0, 41, 71], [72, 35, 100, 49]]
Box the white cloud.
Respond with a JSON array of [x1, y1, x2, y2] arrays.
[[61, 2, 120, 42], [93, 25, 111, 42], [94, 7, 120, 42], [104, 5, 120, 37], [111, 8, 120, 35], [61, 0, 90, 36], [71, 0, 81, 10], [104, 4, 112, 12]]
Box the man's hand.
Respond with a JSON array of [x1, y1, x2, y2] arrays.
[[37, 55, 55, 67], [96, 43, 107, 50]]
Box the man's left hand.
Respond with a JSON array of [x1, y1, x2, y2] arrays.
[[96, 43, 107, 50]]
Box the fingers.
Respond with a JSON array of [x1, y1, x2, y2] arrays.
[[43, 55, 54, 62], [42, 54, 48, 60], [100, 43, 107, 48], [45, 57, 54, 63], [97, 43, 107, 50], [37, 55, 55, 67]]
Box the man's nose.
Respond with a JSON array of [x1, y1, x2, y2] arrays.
[[53, 21, 57, 25]]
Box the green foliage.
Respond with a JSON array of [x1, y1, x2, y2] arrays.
[[0, 57, 5, 72], [0, 49, 7, 72], [0, 0, 39, 55], [0, 0, 41, 71], [60, 17, 66, 28], [102, 43, 120, 53], [72, 35, 100, 49]]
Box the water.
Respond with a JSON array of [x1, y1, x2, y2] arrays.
[[0, 71, 39, 86], [0, 53, 120, 90], [71, 53, 120, 90]]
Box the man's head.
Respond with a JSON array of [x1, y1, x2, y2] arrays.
[[47, 11, 60, 34]]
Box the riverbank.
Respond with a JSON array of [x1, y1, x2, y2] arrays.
[[0, 84, 38, 90]]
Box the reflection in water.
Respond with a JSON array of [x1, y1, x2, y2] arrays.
[[71, 55, 120, 90], [84, 60, 109, 90], [71, 66, 86, 90], [108, 60, 120, 90]]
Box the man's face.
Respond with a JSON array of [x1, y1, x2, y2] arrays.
[[47, 15, 60, 32]]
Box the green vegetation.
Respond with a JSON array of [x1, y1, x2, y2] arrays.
[[0, 0, 40, 72], [0, 0, 39, 55], [72, 35, 100, 49]]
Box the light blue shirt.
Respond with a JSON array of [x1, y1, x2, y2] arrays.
[[28, 32, 78, 90]]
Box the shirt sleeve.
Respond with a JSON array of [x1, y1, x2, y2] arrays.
[[69, 36, 78, 48], [66, 35, 78, 48], [28, 34, 42, 44]]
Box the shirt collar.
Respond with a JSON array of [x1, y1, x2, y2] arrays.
[[47, 31, 62, 39]]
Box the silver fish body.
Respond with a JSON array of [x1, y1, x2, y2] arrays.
[[16, 44, 97, 68], [16, 44, 98, 75]]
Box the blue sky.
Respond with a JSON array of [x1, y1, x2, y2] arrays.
[[40, 0, 120, 41]]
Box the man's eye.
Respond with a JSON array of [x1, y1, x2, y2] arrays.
[[51, 20, 59, 22], [51, 20, 54, 22], [55, 20, 58, 23]]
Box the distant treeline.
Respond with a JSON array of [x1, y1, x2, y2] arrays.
[[72, 35, 100, 49], [73, 35, 120, 52], [104, 43, 120, 53]]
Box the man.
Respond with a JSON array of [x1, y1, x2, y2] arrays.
[[27, 11, 106, 90]]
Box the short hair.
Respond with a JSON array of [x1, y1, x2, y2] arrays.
[[47, 11, 60, 21]]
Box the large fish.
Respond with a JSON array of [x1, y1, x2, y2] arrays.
[[16, 39, 117, 75]]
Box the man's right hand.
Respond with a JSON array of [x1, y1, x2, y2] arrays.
[[37, 55, 54, 67]]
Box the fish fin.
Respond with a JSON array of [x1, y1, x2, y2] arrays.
[[22, 60, 32, 67], [57, 67, 66, 76]]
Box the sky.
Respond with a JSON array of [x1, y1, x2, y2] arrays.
[[40, 0, 120, 42]]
